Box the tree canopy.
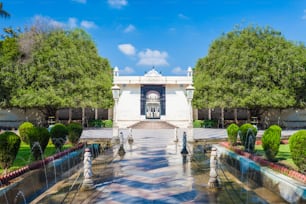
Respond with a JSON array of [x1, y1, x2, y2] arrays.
[[0, 25, 113, 117], [194, 25, 306, 114]]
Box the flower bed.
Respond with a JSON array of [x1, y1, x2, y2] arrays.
[[219, 141, 306, 184]]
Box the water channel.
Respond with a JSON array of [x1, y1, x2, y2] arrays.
[[33, 130, 287, 203]]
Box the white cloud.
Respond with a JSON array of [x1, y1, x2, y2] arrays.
[[124, 24, 135, 33], [178, 13, 189, 20], [68, 18, 78, 28], [108, 0, 128, 8], [172, 66, 186, 75], [302, 10, 306, 20], [118, 44, 136, 56], [72, 0, 87, 3], [120, 66, 134, 74], [80, 20, 97, 29], [137, 49, 169, 66]]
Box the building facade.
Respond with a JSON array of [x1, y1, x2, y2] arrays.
[[113, 67, 194, 128]]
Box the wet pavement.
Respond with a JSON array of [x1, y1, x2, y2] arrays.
[[70, 130, 275, 204], [34, 129, 287, 203]]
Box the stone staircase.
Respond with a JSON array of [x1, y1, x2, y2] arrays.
[[128, 120, 177, 129]]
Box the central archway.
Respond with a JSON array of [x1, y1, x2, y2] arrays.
[[146, 91, 160, 119]]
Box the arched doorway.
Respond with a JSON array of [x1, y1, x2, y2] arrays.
[[146, 91, 160, 119]]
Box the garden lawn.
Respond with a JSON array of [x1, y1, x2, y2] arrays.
[[1, 141, 72, 173], [255, 144, 298, 170]]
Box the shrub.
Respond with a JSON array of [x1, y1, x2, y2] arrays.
[[289, 130, 306, 172], [227, 123, 239, 146], [50, 123, 68, 151], [28, 127, 50, 160], [193, 120, 203, 128], [203, 120, 217, 128], [262, 125, 282, 161], [67, 122, 83, 145], [103, 120, 113, 128], [0, 132, 21, 171], [18, 122, 34, 144], [238, 123, 258, 145], [88, 119, 103, 128]]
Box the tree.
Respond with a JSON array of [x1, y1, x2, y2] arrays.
[[0, 31, 20, 107], [10, 28, 113, 120], [194, 25, 306, 124], [0, 2, 10, 18]]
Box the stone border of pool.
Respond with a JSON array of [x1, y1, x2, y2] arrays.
[[215, 144, 306, 203]]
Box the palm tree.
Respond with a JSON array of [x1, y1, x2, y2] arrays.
[[0, 2, 10, 18]]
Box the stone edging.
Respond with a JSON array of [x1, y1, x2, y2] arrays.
[[219, 142, 306, 183], [0, 143, 84, 187]]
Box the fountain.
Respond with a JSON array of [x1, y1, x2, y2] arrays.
[[180, 131, 189, 154], [0, 130, 296, 203], [81, 148, 95, 191], [127, 128, 134, 144], [118, 132, 126, 156], [208, 147, 220, 188]]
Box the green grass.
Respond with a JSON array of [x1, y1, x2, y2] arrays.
[[255, 144, 298, 170], [1, 141, 72, 174]]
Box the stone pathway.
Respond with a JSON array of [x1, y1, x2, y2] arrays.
[[90, 132, 198, 203], [73, 130, 271, 204]]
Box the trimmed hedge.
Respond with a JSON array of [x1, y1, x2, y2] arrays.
[[289, 130, 306, 172], [50, 123, 68, 151], [103, 120, 113, 128], [28, 127, 50, 160], [0, 132, 21, 170], [67, 122, 83, 145], [227, 123, 239, 146], [262, 125, 282, 161], [18, 122, 34, 144], [193, 120, 203, 128], [238, 123, 258, 145]]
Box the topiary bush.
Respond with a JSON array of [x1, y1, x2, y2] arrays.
[[261, 125, 282, 161], [28, 127, 50, 160], [67, 122, 83, 145], [18, 122, 34, 144], [0, 131, 21, 171], [50, 123, 68, 151], [289, 130, 306, 172], [103, 120, 113, 128], [238, 123, 258, 145], [193, 120, 203, 128], [227, 123, 239, 146]]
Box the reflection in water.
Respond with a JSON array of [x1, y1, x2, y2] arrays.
[[37, 134, 282, 203]]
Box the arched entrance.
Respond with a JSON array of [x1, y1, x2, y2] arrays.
[[146, 91, 160, 119]]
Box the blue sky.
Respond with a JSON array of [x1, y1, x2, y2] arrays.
[[1, 0, 306, 76]]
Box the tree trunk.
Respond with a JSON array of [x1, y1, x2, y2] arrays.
[[247, 109, 251, 122], [55, 110, 59, 123], [234, 108, 238, 124], [95, 108, 98, 120], [221, 107, 224, 128], [68, 108, 72, 124], [82, 107, 85, 127], [208, 108, 212, 120]]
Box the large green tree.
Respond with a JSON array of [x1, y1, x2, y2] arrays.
[[194, 25, 306, 123], [9, 28, 112, 119], [0, 31, 20, 107]]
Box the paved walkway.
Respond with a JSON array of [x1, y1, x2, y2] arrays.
[[81, 128, 297, 141], [74, 130, 269, 203]]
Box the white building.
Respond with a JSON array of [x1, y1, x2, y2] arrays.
[[112, 67, 194, 128]]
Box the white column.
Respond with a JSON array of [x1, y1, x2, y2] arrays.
[[112, 98, 119, 139]]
